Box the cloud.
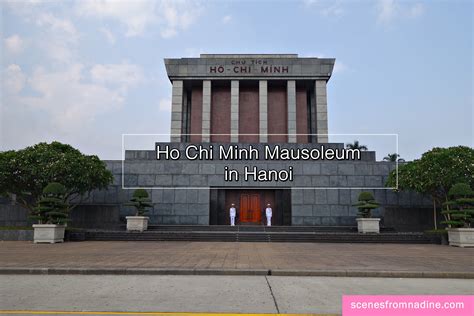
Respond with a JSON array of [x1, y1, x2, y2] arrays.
[[3, 64, 26, 94], [90, 62, 144, 90], [76, 0, 156, 37], [159, 98, 171, 112], [161, 28, 178, 39], [159, 1, 201, 38], [100, 27, 116, 44], [303, 0, 344, 17], [4, 35, 25, 55], [3, 0, 43, 18], [23, 65, 123, 128], [5, 62, 144, 131], [2, 4, 79, 62], [36, 12, 77, 36], [34, 13, 79, 63], [76, 0, 202, 38], [1, 4, 149, 153], [376, 0, 397, 24], [303, 0, 319, 6], [407, 3, 424, 18], [320, 3, 344, 17], [222, 15, 232, 24], [376, 0, 424, 24]]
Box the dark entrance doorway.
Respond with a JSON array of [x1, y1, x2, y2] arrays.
[[210, 188, 292, 225]]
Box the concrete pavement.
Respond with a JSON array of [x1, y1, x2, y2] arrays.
[[0, 275, 472, 315]]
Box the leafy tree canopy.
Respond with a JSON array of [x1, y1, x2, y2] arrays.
[[386, 146, 474, 200], [385, 146, 474, 228], [0, 141, 113, 211]]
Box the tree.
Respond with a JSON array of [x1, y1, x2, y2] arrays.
[[383, 153, 405, 162], [30, 182, 69, 225], [126, 189, 153, 216], [441, 183, 474, 228], [386, 146, 474, 229], [346, 140, 368, 151], [352, 192, 379, 218], [0, 142, 113, 212]]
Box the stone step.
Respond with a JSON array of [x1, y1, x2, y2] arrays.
[[144, 225, 396, 232], [74, 230, 431, 243]]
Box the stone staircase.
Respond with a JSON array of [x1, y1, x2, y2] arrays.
[[68, 225, 433, 244]]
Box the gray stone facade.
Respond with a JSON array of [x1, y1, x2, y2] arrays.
[[90, 142, 431, 226], [287, 80, 297, 143], [164, 54, 335, 80], [0, 143, 432, 229], [170, 80, 183, 142]]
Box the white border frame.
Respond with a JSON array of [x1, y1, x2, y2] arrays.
[[122, 133, 399, 190]]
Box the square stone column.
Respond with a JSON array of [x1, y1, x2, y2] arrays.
[[287, 80, 297, 143], [170, 80, 183, 142], [202, 80, 211, 142], [259, 80, 268, 143], [315, 80, 328, 143], [230, 80, 239, 142]]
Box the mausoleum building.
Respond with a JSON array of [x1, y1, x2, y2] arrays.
[[0, 54, 434, 231], [118, 54, 431, 228]]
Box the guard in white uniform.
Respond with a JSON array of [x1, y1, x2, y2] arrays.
[[229, 203, 237, 226], [265, 203, 272, 226]]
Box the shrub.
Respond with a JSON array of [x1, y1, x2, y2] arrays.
[[126, 189, 152, 216], [441, 183, 474, 228], [30, 182, 69, 225], [353, 191, 379, 218]]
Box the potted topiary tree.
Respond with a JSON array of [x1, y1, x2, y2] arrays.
[[353, 191, 380, 233], [31, 182, 69, 243], [441, 183, 474, 247], [125, 189, 152, 232]]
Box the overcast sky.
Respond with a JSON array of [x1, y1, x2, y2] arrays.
[[1, 0, 472, 161]]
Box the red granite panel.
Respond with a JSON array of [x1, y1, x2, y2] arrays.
[[296, 88, 309, 143], [268, 85, 287, 143], [190, 86, 203, 143], [239, 86, 259, 143], [211, 85, 231, 142]]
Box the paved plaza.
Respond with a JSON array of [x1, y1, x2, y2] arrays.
[[0, 241, 472, 276]]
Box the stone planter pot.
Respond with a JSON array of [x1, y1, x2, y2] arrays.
[[356, 218, 380, 234], [126, 216, 149, 232], [447, 228, 474, 247], [32, 224, 66, 243]]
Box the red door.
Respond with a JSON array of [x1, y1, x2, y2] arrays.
[[240, 194, 261, 224]]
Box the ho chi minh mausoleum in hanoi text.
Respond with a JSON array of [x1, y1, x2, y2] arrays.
[[0, 54, 434, 231]]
